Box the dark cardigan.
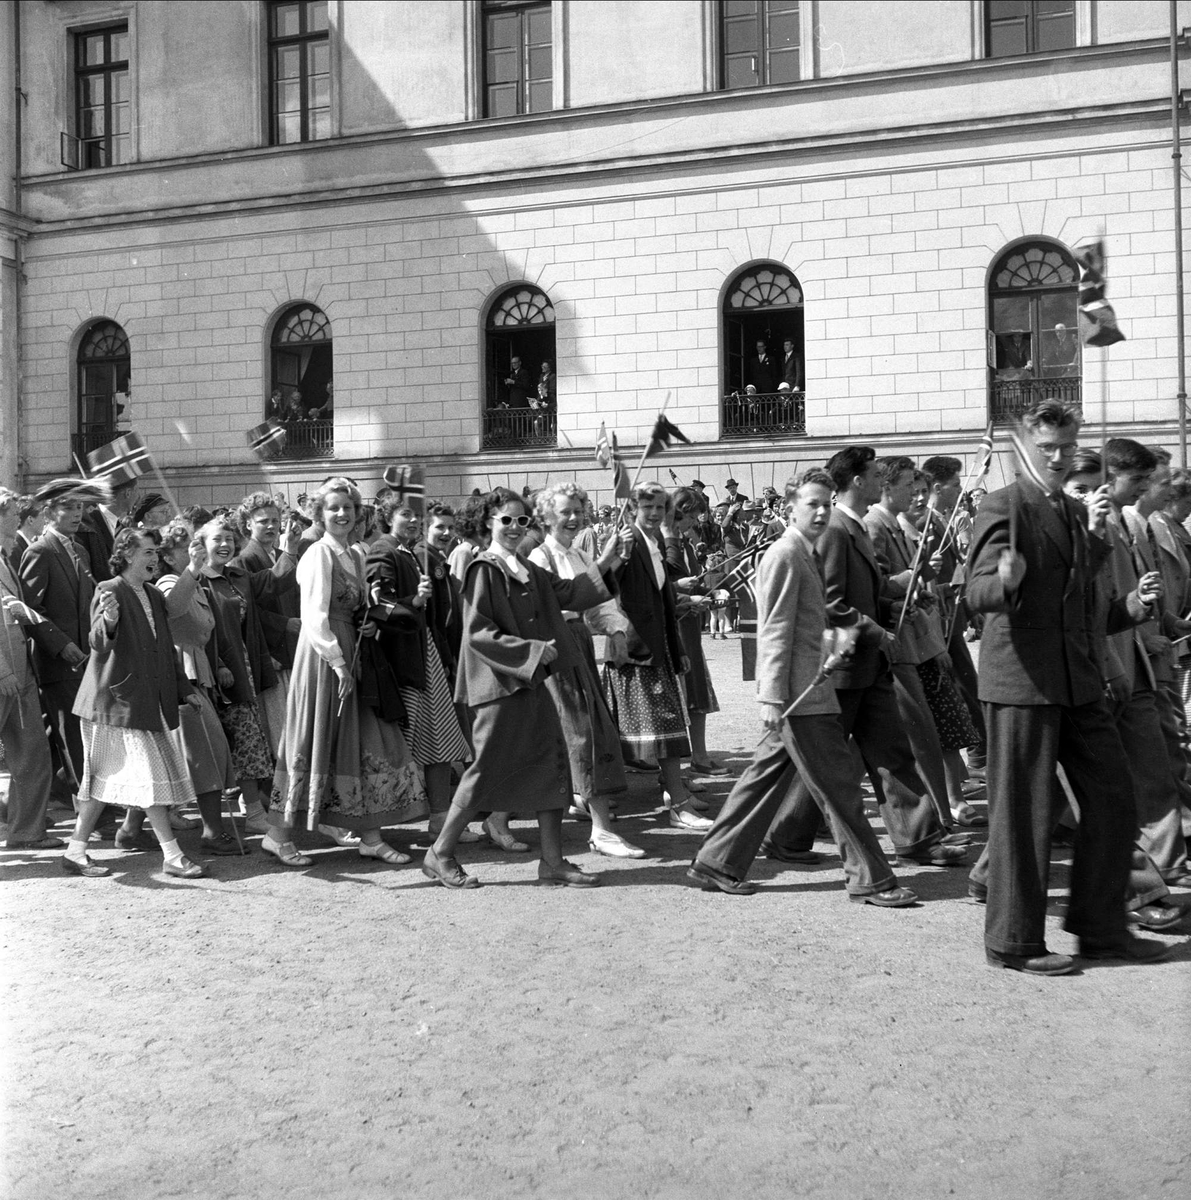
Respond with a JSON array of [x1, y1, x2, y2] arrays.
[[72, 579, 194, 731]]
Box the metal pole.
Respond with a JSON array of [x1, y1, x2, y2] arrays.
[[1173, 0, 1187, 466]]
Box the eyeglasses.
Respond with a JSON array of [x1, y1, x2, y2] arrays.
[[496, 514, 531, 528], [1035, 442, 1078, 460]]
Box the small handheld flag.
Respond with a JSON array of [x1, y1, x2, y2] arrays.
[[382, 464, 426, 514], [596, 422, 630, 499], [247, 420, 287, 459], [973, 423, 994, 483], [645, 414, 690, 459], [86, 432, 152, 487], [1073, 239, 1126, 348]]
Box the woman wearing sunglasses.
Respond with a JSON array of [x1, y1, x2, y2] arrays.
[[423, 487, 628, 889]]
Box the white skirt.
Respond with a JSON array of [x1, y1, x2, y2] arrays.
[[79, 715, 198, 810]]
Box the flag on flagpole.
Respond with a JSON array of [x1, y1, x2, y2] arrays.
[[86, 431, 152, 487], [1072, 239, 1126, 347], [973, 422, 994, 484], [382, 464, 426, 514], [596, 422, 630, 499], [595, 421, 612, 469], [246, 420, 287, 459], [645, 414, 690, 459], [1009, 422, 1054, 493]]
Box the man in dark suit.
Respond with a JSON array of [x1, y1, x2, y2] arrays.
[[965, 400, 1172, 974], [689, 471, 916, 906], [76, 479, 136, 583], [780, 337, 802, 391], [12, 495, 45, 573], [744, 340, 779, 395], [20, 481, 97, 807], [502, 356, 531, 406], [763, 446, 960, 866]]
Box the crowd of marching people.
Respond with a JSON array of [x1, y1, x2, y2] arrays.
[[1, 397, 1188, 972]]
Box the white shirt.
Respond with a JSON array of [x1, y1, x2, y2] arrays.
[[641, 531, 666, 590], [529, 534, 630, 635], [489, 543, 529, 584]]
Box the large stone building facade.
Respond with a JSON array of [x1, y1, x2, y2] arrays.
[[2, 0, 1188, 505]]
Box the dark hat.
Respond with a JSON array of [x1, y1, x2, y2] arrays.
[[691, 479, 706, 488], [34, 477, 113, 507], [131, 493, 167, 524], [725, 478, 739, 487]]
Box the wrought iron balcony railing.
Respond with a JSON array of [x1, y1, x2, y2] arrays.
[[482, 406, 557, 450], [990, 377, 1082, 424], [274, 418, 335, 458], [721, 391, 807, 440]]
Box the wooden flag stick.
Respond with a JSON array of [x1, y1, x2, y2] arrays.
[[894, 495, 937, 639]]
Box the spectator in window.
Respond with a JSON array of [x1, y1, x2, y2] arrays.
[[267, 389, 287, 421], [503, 356, 531, 406], [536, 361, 556, 407], [745, 339, 780, 395], [309, 381, 333, 419], [780, 337, 802, 391]]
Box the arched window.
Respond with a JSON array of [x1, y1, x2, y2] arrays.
[[76, 319, 130, 458], [269, 302, 333, 457], [483, 284, 556, 449], [721, 263, 805, 439], [988, 240, 1081, 423]]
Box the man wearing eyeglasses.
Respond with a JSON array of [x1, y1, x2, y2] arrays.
[[965, 400, 1172, 975]]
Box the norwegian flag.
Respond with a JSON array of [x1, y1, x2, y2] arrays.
[[595, 422, 630, 499], [246, 420, 287, 459], [973, 423, 994, 484], [382, 464, 426, 514], [1073, 238, 1126, 347], [86, 431, 152, 487], [718, 534, 776, 607]]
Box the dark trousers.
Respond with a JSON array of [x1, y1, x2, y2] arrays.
[[764, 672, 941, 857], [982, 700, 1133, 956], [892, 662, 950, 826], [695, 715, 897, 896], [0, 680, 54, 844], [40, 678, 83, 805], [1113, 689, 1188, 880]]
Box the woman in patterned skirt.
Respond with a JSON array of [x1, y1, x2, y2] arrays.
[[60, 529, 206, 880], [603, 483, 709, 832], [265, 478, 425, 868], [529, 483, 644, 858]]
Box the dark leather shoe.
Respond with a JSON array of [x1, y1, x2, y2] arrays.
[[986, 949, 1077, 976], [968, 883, 988, 904], [686, 862, 757, 895], [163, 856, 204, 879], [114, 828, 157, 851], [761, 842, 822, 864], [6, 836, 65, 850], [200, 833, 252, 857], [421, 847, 480, 889], [61, 854, 111, 878], [1078, 934, 1175, 962], [849, 886, 918, 908], [538, 859, 601, 888], [897, 844, 968, 867], [1130, 902, 1184, 931]]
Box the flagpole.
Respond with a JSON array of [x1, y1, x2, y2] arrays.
[[616, 392, 672, 527], [894, 495, 937, 639], [149, 459, 183, 521]]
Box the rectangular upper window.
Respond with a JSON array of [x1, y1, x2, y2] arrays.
[[986, 0, 1076, 57], [74, 24, 130, 168], [720, 0, 800, 90], [482, 1, 552, 118], [267, 0, 331, 144]]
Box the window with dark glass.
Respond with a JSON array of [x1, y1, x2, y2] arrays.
[[269, 303, 334, 457], [73, 25, 130, 169], [988, 241, 1080, 423], [483, 285, 556, 449], [267, 0, 331, 145], [985, 0, 1075, 57], [482, 1, 552, 118], [720, 0, 799, 90], [75, 320, 131, 459], [721, 264, 806, 440]]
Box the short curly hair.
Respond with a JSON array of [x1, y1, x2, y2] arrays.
[[157, 519, 193, 554], [534, 482, 588, 526], [376, 492, 418, 529], [109, 527, 160, 576], [311, 477, 362, 523], [194, 515, 241, 553], [236, 490, 280, 537], [480, 487, 528, 526], [629, 481, 672, 516]]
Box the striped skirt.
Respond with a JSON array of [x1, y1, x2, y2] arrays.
[[398, 638, 472, 766]]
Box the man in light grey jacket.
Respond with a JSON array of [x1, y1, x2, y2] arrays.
[[688, 470, 916, 907]]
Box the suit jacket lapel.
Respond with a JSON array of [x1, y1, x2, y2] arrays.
[[1021, 482, 1073, 567]]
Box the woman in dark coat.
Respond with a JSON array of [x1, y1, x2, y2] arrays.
[[603, 482, 709, 831], [59, 529, 205, 879], [422, 488, 624, 889]]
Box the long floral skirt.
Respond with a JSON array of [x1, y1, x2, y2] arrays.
[[546, 620, 627, 802], [270, 623, 426, 831], [79, 716, 197, 810], [917, 656, 979, 751], [602, 658, 692, 765], [219, 700, 274, 781]]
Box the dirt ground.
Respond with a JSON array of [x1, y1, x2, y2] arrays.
[[2, 635, 1189, 1200]]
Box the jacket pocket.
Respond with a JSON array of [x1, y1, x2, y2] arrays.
[[108, 674, 135, 703]]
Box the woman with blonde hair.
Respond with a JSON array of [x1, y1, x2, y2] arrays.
[[264, 477, 425, 867], [530, 482, 644, 858]]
